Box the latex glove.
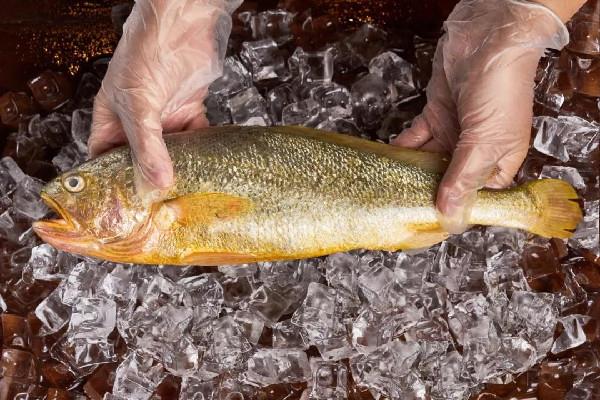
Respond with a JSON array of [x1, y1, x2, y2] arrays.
[[392, 0, 569, 233], [89, 0, 241, 198]]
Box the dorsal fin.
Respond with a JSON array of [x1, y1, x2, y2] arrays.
[[270, 125, 449, 174]]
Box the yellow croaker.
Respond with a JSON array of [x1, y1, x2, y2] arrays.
[[33, 126, 582, 265]]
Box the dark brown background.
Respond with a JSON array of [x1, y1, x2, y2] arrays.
[[0, 0, 458, 92]]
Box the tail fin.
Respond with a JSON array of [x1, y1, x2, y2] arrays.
[[525, 179, 582, 239]]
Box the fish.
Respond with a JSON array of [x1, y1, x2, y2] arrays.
[[33, 126, 582, 265]]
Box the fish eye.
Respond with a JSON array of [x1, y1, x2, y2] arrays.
[[62, 174, 86, 193]]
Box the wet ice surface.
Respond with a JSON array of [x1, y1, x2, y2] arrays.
[[0, 7, 599, 400]]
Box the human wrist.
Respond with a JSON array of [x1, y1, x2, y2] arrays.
[[528, 0, 588, 22]]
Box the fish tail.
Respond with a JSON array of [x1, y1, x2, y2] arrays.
[[523, 179, 582, 239]]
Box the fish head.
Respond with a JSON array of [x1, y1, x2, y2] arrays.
[[33, 151, 151, 255]]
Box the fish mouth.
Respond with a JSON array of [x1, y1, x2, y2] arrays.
[[32, 192, 84, 248]]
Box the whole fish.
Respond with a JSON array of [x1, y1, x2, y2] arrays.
[[33, 126, 582, 265]]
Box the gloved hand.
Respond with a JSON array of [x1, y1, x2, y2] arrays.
[[392, 0, 570, 233], [89, 0, 241, 198]]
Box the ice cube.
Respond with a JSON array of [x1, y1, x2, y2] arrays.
[[272, 319, 307, 349], [179, 376, 217, 400], [52, 142, 87, 172], [351, 307, 385, 354], [497, 336, 537, 375], [180, 274, 223, 308], [248, 285, 291, 325], [509, 291, 559, 355], [484, 250, 531, 295], [325, 253, 360, 296], [448, 294, 495, 347], [136, 303, 193, 351], [0, 348, 39, 381], [290, 47, 335, 84], [315, 118, 362, 136], [533, 116, 600, 162], [74, 72, 101, 108], [246, 349, 311, 386], [483, 227, 527, 256], [393, 252, 429, 294], [351, 73, 396, 131], [534, 55, 564, 112], [428, 241, 474, 292], [309, 360, 348, 400], [291, 283, 336, 342], [533, 118, 570, 161], [350, 341, 421, 398], [204, 94, 232, 126], [11, 176, 48, 220], [540, 165, 586, 190], [369, 51, 416, 97], [35, 286, 71, 335], [112, 351, 167, 400], [228, 87, 272, 126], [343, 24, 388, 65], [71, 108, 93, 152], [309, 83, 352, 118], [460, 339, 504, 383], [104, 394, 128, 400], [565, 375, 600, 400], [142, 274, 191, 308], [233, 310, 264, 345], [28, 112, 72, 150], [267, 84, 298, 123], [357, 264, 395, 301], [551, 314, 592, 354], [258, 260, 301, 289], [250, 10, 295, 45], [202, 316, 252, 374], [61, 262, 109, 306], [0, 208, 30, 244], [240, 39, 290, 82], [68, 297, 117, 340], [375, 108, 416, 141], [101, 264, 136, 301], [29, 244, 77, 281], [51, 334, 116, 371], [209, 56, 252, 98], [315, 327, 354, 361], [281, 99, 320, 126], [429, 351, 472, 400], [0, 157, 26, 184], [161, 335, 199, 376], [358, 263, 411, 312], [570, 200, 599, 257]]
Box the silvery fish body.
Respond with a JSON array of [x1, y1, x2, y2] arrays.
[[33, 126, 582, 265]]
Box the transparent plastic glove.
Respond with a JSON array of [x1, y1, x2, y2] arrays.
[[88, 0, 241, 199], [392, 0, 569, 233]]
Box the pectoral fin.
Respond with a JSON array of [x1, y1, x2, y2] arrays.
[[164, 192, 253, 226]]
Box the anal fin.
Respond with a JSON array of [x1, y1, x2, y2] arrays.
[[400, 224, 449, 249]]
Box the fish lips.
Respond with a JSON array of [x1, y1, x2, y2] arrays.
[[33, 192, 92, 252]]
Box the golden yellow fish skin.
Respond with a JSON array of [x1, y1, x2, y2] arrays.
[[155, 126, 442, 262], [34, 126, 581, 265]]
